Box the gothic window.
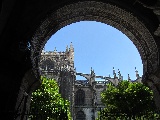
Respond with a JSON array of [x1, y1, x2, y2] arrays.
[[75, 89, 85, 105], [39, 59, 54, 71], [76, 111, 85, 120]]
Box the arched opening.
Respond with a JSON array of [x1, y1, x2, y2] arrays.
[[2, 1, 160, 120], [31, 1, 158, 80], [44, 21, 143, 80], [76, 110, 86, 120], [75, 89, 85, 105], [36, 20, 153, 119], [28, 1, 160, 119]]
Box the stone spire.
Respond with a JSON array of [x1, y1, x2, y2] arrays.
[[66, 45, 69, 52], [69, 42, 74, 51], [90, 67, 95, 77], [113, 67, 116, 78], [90, 67, 95, 86], [128, 74, 131, 81], [118, 69, 120, 77], [118, 69, 123, 80], [68, 42, 74, 68], [54, 47, 57, 52], [135, 67, 140, 79]]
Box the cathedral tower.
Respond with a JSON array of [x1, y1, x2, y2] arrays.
[[39, 43, 75, 118]]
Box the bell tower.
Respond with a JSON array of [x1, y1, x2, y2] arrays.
[[39, 43, 76, 118], [40, 44, 75, 86]]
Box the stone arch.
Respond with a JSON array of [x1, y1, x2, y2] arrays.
[[75, 89, 85, 105], [30, 1, 159, 81], [2, 1, 160, 119]]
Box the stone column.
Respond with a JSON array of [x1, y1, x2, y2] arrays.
[[142, 73, 160, 109], [14, 69, 41, 120]]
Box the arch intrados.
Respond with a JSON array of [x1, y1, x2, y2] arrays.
[[31, 1, 158, 78]]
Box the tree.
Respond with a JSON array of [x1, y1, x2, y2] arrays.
[[29, 76, 71, 120], [100, 80, 158, 119]]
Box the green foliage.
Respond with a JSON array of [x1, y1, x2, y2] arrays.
[[30, 76, 71, 120], [100, 80, 158, 119]]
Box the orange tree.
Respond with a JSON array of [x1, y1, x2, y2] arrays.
[[99, 80, 158, 119], [29, 76, 71, 120]]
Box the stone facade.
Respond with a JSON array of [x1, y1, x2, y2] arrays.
[[39, 43, 142, 120]]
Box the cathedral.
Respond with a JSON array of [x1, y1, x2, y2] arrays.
[[39, 43, 142, 120]]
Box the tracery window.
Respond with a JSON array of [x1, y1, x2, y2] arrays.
[[75, 89, 85, 105], [39, 59, 54, 71], [76, 110, 85, 120]]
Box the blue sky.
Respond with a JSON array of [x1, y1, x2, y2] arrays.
[[44, 21, 143, 80]]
